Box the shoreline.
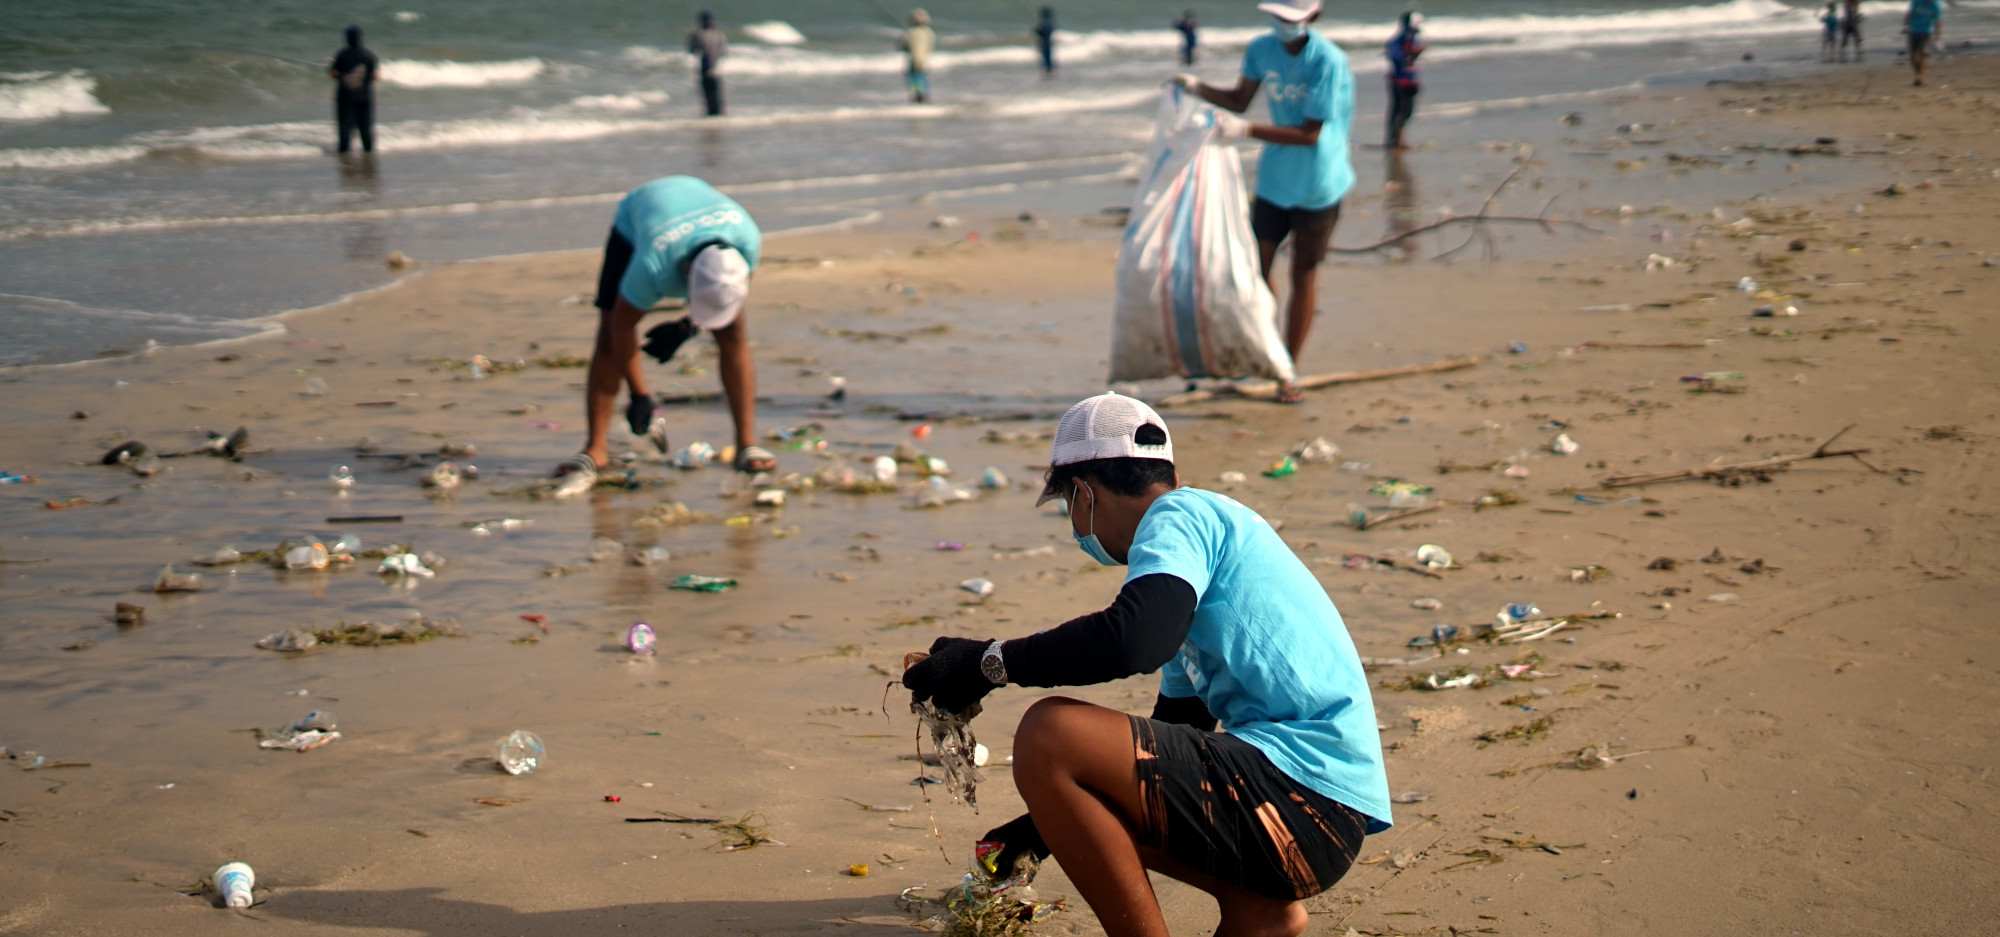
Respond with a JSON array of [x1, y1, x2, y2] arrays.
[[3, 55, 1999, 936]]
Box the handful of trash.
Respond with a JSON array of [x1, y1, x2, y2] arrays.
[[898, 840, 1064, 937], [905, 651, 984, 811], [260, 711, 340, 752]]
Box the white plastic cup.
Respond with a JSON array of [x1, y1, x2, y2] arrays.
[[215, 861, 255, 908]]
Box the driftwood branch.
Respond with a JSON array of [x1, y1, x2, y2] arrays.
[[1332, 167, 1599, 256], [1597, 424, 1873, 488], [1578, 340, 1714, 350], [1358, 503, 1441, 530], [1436, 166, 1525, 261], [1155, 356, 1479, 408]]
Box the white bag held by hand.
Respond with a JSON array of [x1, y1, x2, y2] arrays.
[[1111, 87, 1295, 384]]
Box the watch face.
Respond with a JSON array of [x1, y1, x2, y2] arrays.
[[981, 647, 1006, 683]]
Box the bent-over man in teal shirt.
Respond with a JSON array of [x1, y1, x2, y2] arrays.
[[903, 392, 1390, 937], [1174, 0, 1354, 404], [555, 175, 774, 480]]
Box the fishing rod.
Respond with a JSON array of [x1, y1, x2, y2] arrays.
[[865, 0, 908, 28]]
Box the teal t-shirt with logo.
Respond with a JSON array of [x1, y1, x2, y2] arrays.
[[1907, 0, 1942, 34], [1129, 487, 1393, 833], [1240, 30, 1356, 211], [611, 176, 762, 310]]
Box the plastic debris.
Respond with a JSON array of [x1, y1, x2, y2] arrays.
[[1390, 791, 1432, 804], [378, 553, 436, 579], [959, 578, 995, 598], [936, 541, 965, 551], [1706, 592, 1740, 603], [1495, 603, 1541, 627], [470, 518, 532, 535], [630, 545, 673, 566], [215, 862, 256, 908], [154, 565, 204, 593], [114, 602, 146, 626], [626, 623, 657, 655], [979, 466, 1011, 489], [1293, 437, 1339, 464], [1643, 253, 1674, 272], [1737, 276, 1758, 293], [329, 465, 355, 490], [912, 698, 984, 810], [754, 489, 786, 507], [917, 456, 951, 477], [260, 711, 340, 752], [1415, 545, 1453, 569], [846, 863, 870, 877], [670, 574, 737, 592], [1549, 433, 1580, 455], [1218, 471, 1248, 485], [497, 729, 545, 775], [1410, 597, 1443, 610], [283, 542, 330, 571], [256, 629, 320, 653], [872, 456, 900, 484], [675, 441, 716, 469], [1262, 457, 1297, 478], [1503, 465, 1531, 479]]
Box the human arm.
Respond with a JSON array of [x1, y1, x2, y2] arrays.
[[901, 574, 1198, 714], [1180, 74, 1261, 114]]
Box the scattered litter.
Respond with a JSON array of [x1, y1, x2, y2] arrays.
[[959, 578, 995, 598], [261, 711, 341, 752], [675, 442, 717, 469], [979, 467, 1011, 489], [1293, 437, 1339, 464], [255, 629, 319, 653], [1415, 545, 1453, 569], [846, 863, 870, 877], [215, 862, 256, 909], [1706, 592, 1739, 603], [1262, 457, 1297, 478], [1643, 253, 1675, 272], [1218, 471, 1247, 485], [754, 489, 786, 507], [1569, 565, 1612, 582], [114, 602, 146, 626], [153, 565, 204, 593], [1549, 433, 1580, 455], [670, 574, 737, 592], [1390, 791, 1432, 804], [896, 838, 1063, 936], [497, 729, 546, 775], [1495, 604, 1541, 627], [1410, 597, 1443, 611], [378, 552, 436, 579], [470, 518, 533, 535], [630, 545, 672, 566], [626, 623, 657, 655]]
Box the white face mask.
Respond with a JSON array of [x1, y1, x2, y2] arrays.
[[1272, 17, 1308, 40]]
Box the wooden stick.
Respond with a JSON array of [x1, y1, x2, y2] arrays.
[[1578, 340, 1715, 350], [1436, 166, 1526, 260], [1597, 424, 1872, 488], [1327, 216, 1599, 255], [1155, 357, 1479, 408], [1358, 503, 1441, 530]]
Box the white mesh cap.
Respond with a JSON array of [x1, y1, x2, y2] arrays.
[[1257, 0, 1321, 22], [686, 245, 750, 330], [1035, 392, 1174, 505]]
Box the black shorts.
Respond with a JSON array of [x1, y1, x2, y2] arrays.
[[1908, 32, 1932, 57], [1130, 715, 1367, 902], [1250, 198, 1341, 254], [593, 227, 636, 313]]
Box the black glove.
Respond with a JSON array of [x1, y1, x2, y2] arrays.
[[625, 392, 658, 436], [641, 316, 700, 365], [978, 813, 1051, 881], [902, 636, 997, 715]]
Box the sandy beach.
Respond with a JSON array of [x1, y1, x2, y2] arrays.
[[4, 53, 2000, 936]]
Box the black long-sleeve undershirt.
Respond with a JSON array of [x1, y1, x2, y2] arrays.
[[1000, 572, 1198, 691]]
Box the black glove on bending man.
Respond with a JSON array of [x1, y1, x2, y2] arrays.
[[641, 316, 700, 364], [978, 812, 1051, 880], [901, 636, 997, 715]]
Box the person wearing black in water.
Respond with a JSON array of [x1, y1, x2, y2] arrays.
[[688, 10, 727, 116], [329, 25, 379, 154], [552, 176, 775, 483]]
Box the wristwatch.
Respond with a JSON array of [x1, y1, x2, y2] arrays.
[[980, 640, 1009, 686]]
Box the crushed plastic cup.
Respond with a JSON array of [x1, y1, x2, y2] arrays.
[[1415, 545, 1453, 569], [872, 456, 899, 484], [1549, 433, 1580, 455], [959, 578, 996, 598], [330, 533, 361, 557], [1293, 437, 1339, 464], [917, 456, 951, 477], [215, 862, 255, 908], [497, 730, 545, 776], [626, 623, 657, 656], [329, 465, 355, 490], [1495, 603, 1542, 627], [283, 542, 330, 570], [674, 441, 716, 470], [1737, 276, 1758, 293], [377, 553, 435, 579]]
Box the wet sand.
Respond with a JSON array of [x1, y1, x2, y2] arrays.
[[4, 55, 2000, 936]]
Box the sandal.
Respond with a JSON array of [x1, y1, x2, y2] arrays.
[[733, 444, 778, 474], [552, 452, 601, 479], [1275, 383, 1307, 405]]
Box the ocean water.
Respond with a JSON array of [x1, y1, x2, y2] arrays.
[[3, 0, 1994, 365]]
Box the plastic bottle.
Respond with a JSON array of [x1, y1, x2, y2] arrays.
[[215, 861, 255, 908], [330, 534, 361, 557], [626, 623, 657, 655], [497, 730, 545, 775], [1495, 603, 1541, 628], [289, 710, 338, 733]]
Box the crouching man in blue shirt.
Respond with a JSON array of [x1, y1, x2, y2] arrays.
[[903, 392, 1391, 937]]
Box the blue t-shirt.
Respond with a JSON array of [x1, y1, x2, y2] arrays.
[[611, 176, 762, 311], [1241, 30, 1355, 211], [1128, 488, 1393, 833], [1907, 0, 1941, 34]]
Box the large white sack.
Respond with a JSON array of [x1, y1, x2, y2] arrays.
[[1110, 87, 1295, 384]]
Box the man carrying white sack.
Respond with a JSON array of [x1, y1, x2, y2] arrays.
[[902, 392, 1391, 937], [1174, 0, 1355, 404], [554, 175, 777, 481]]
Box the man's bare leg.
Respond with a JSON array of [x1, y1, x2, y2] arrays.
[[711, 316, 757, 453], [1012, 697, 1308, 937], [580, 298, 648, 470]]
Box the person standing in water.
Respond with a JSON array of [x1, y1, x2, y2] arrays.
[[1904, 0, 1943, 85], [328, 25, 379, 154], [1033, 7, 1058, 76], [688, 10, 727, 116], [554, 175, 775, 481], [1839, 0, 1864, 62], [1173, 10, 1199, 66], [1820, 3, 1841, 62], [1383, 11, 1424, 151], [1174, 0, 1355, 404], [902, 9, 936, 103]]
